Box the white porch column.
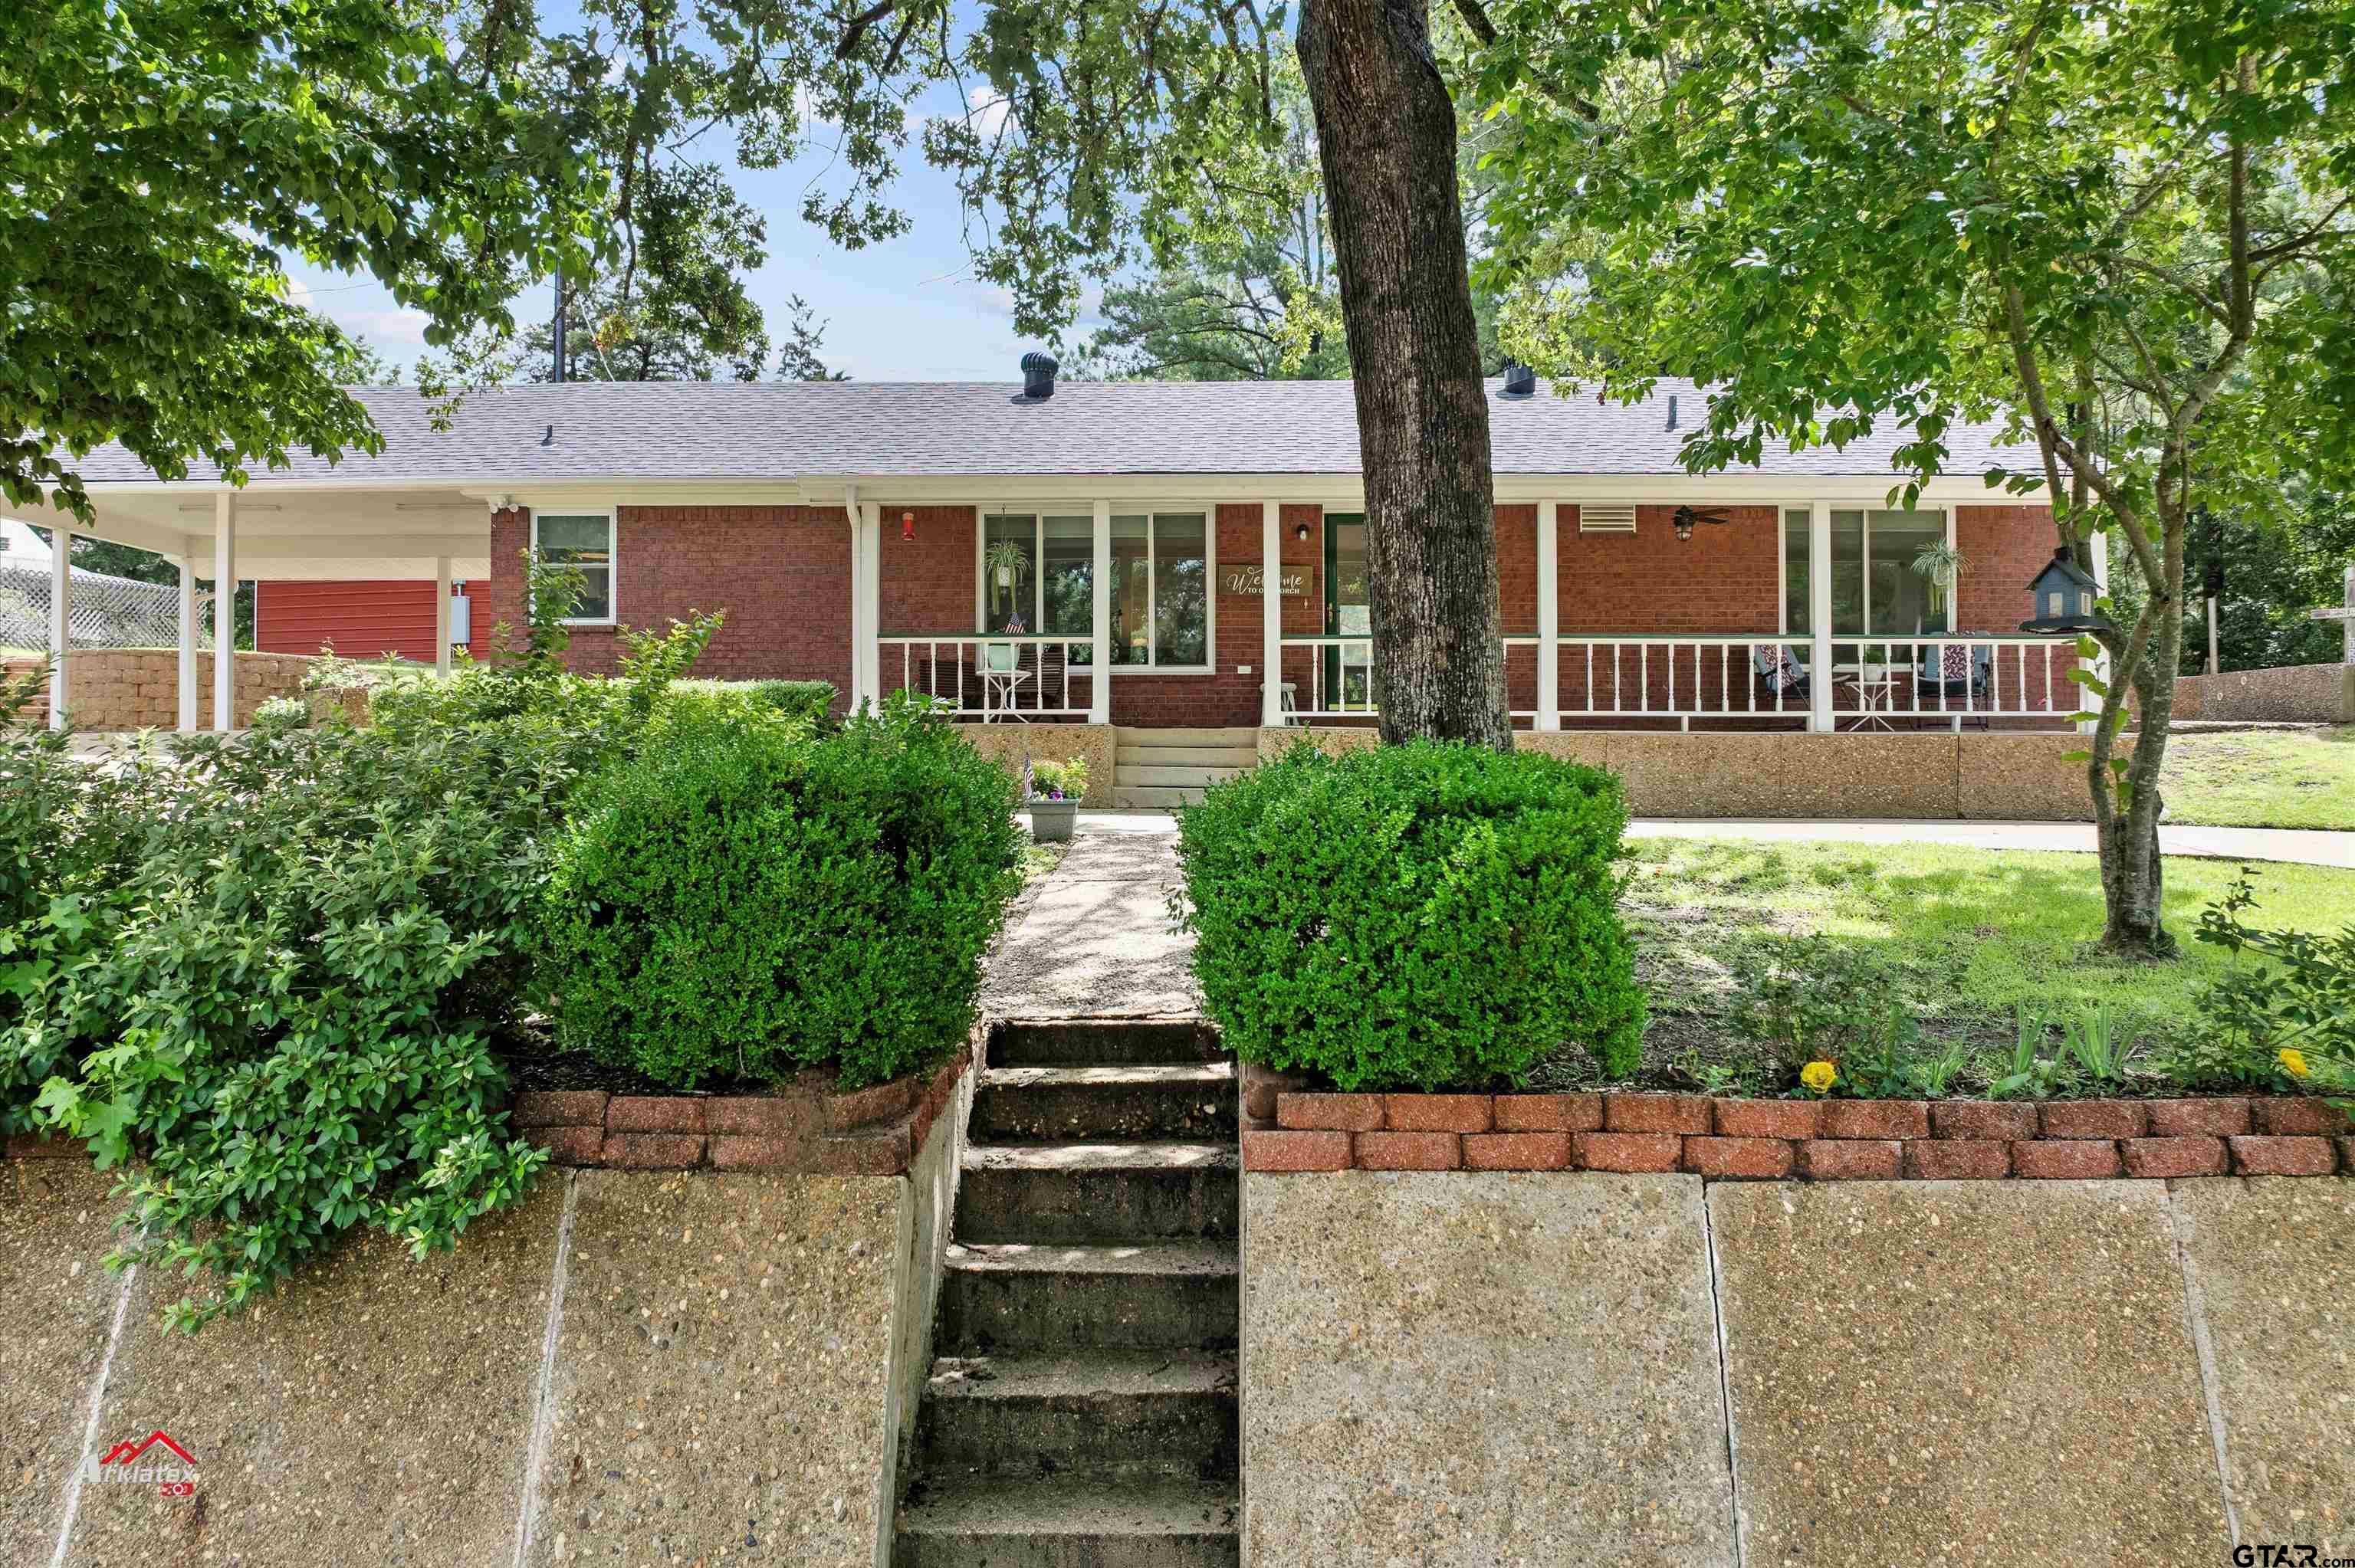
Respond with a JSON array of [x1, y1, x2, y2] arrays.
[[433, 555, 454, 677], [176, 561, 199, 731], [1808, 500, 1834, 733], [2082, 530, 2110, 735], [842, 485, 865, 710], [1536, 500, 1562, 731], [47, 529, 69, 730], [857, 502, 884, 708], [1260, 501, 1284, 727], [1089, 500, 1112, 724], [212, 490, 236, 732]]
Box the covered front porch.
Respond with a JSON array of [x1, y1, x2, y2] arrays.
[[849, 495, 2096, 734]]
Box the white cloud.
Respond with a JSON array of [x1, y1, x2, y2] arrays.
[[337, 307, 432, 346]]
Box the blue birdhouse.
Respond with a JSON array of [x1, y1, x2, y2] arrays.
[[2020, 546, 2107, 632]]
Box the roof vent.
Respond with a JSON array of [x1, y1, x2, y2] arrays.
[[1666, 394, 1679, 430], [1021, 351, 1059, 400], [1501, 361, 1536, 397], [1578, 504, 1638, 535]]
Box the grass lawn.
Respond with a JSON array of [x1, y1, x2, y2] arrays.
[[1531, 835, 2355, 1091], [2160, 725, 2355, 830]]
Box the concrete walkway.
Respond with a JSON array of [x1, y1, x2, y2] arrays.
[[1036, 809, 2355, 869], [985, 825, 1198, 1019]]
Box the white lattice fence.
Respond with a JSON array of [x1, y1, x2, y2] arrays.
[[0, 562, 184, 651]]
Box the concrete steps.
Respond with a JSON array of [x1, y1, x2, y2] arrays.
[[895, 1019, 1240, 1566], [955, 1142, 1240, 1245], [895, 1475, 1240, 1568], [987, 1019, 1224, 1068], [1112, 727, 1260, 809], [936, 1242, 1240, 1354], [969, 1064, 1238, 1143]]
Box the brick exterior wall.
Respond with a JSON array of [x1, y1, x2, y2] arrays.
[[477, 497, 2062, 727], [485, 504, 855, 695]]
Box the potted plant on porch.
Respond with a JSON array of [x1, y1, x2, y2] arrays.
[[1024, 757, 1088, 842]]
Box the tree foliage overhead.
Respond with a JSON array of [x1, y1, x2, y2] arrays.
[[2, 0, 606, 519], [1469, 0, 2355, 950]]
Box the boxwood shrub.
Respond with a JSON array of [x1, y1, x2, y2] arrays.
[[540, 697, 1022, 1089], [1176, 740, 1645, 1089]]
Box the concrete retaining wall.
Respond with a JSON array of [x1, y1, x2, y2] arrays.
[[1, 1074, 973, 1568], [956, 721, 1118, 808], [1243, 1172, 2353, 1565], [4, 650, 322, 731], [1257, 726, 2106, 820], [2175, 661, 2355, 724]]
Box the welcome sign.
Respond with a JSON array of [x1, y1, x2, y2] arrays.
[[1223, 565, 1312, 597]]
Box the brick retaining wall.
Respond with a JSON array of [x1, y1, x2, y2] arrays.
[[1244, 1088, 2352, 1180], [507, 1028, 983, 1176]]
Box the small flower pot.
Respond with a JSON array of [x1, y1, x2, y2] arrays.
[[1030, 799, 1079, 843]]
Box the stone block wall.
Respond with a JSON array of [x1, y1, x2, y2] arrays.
[[1256, 725, 2106, 819], [2173, 661, 2355, 723], [5, 650, 320, 730]]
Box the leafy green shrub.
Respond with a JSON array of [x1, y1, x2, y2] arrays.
[[1174, 740, 1644, 1090], [668, 678, 839, 732], [2169, 871, 2354, 1101], [1, 603, 726, 1330], [1730, 937, 1920, 1085], [539, 694, 1023, 1089]]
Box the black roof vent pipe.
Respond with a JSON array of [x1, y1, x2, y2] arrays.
[[1501, 360, 1536, 397], [1666, 393, 1680, 430], [1021, 351, 1059, 400]]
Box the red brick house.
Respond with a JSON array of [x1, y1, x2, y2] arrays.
[[40, 372, 2086, 797]]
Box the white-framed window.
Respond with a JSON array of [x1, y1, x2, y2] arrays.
[[1779, 506, 1954, 635], [532, 511, 616, 624], [977, 507, 1213, 669]]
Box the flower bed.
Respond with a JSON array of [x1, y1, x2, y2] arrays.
[[1243, 1087, 2351, 1179]]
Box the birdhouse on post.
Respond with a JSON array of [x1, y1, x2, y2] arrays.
[[2020, 546, 2108, 633]]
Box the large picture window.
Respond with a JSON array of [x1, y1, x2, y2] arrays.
[[533, 513, 614, 623], [1781, 508, 1953, 637], [980, 509, 1210, 668]]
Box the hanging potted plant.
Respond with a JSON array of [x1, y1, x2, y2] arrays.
[[1911, 542, 1966, 619], [986, 540, 1031, 621]]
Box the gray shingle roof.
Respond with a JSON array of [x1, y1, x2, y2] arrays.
[[74, 376, 2020, 485]]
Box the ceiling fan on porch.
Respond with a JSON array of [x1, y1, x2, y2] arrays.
[[1670, 505, 1736, 542]]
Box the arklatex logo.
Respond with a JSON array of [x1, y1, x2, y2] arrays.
[[87, 1431, 200, 1496]]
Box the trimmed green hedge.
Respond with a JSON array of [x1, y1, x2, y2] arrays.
[[539, 699, 1022, 1088], [1176, 740, 1645, 1089]]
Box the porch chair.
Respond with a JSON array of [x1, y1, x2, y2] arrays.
[[1260, 681, 1299, 724], [1751, 643, 1810, 702], [978, 641, 1033, 722], [1912, 641, 1993, 728]]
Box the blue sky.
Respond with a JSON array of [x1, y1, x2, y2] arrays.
[[287, 51, 1095, 384]]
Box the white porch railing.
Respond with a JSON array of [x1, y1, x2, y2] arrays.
[[1276, 632, 2079, 730], [878, 635, 1095, 720], [1821, 636, 2081, 730]]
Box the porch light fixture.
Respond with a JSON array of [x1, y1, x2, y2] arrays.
[[2019, 545, 2109, 632], [902, 510, 916, 542], [1293, 521, 1311, 542], [1671, 504, 1733, 542]]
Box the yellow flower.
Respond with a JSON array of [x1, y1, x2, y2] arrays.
[[1799, 1060, 1838, 1093], [2278, 1048, 2310, 1079]]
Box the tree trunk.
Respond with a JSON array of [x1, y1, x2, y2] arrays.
[[2091, 541, 2185, 959], [1298, 0, 1510, 749]]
